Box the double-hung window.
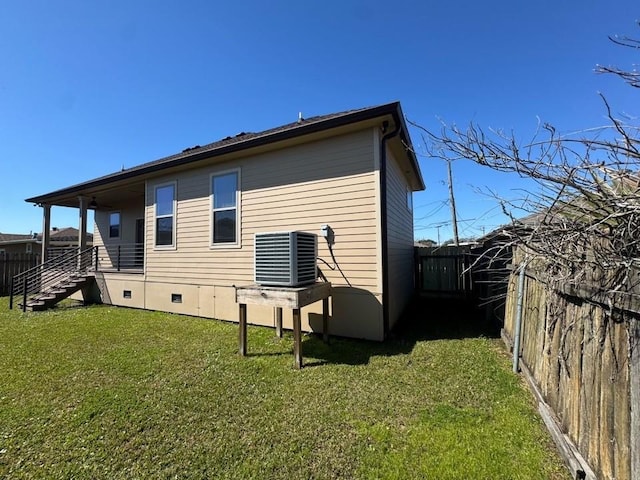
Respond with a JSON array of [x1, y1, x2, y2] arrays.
[[155, 183, 176, 248], [211, 170, 239, 246], [109, 212, 121, 238]]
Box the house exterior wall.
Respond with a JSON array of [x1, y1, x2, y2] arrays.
[[94, 204, 145, 247], [385, 146, 416, 330], [95, 128, 386, 340], [94, 202, 145, 271]]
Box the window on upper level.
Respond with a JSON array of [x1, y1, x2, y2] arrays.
[[211, 170, 240, 247], [155, 183, 176, 248]]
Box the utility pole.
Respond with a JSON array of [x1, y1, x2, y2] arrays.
[[447, 159, 460, 246]]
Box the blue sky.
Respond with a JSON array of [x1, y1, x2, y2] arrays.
[[0, 1, 637, 242]]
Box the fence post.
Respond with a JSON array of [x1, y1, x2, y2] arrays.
[[512, 262, 526, 373], [9, 277, 13, 310], [22, 275, 27, 313], [631, 318, 640, 480]]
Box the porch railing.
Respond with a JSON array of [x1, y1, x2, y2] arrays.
[[10, 246, 98, 311], [47, 247, 80, 259], [97, 243, 144, 272]]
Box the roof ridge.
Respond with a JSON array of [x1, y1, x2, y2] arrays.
[[129, 104, 380, 171], [26, 101, 423, 204]]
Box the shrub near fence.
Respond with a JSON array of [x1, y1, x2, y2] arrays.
[[0, 253, 41, 296], [504, 247, 639, 480]]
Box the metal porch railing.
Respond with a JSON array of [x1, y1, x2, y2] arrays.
[[9, 246, 98, 312], [97, 243, 144, 272]]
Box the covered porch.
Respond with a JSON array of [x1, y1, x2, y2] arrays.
[[28, 179, 147, 274]]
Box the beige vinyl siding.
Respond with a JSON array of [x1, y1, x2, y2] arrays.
[[94, 201, 145, 270], [385, 147, 415, 330], [144, 129, 379, 288], [93, 217, 104, 248], [94, 203, 144, 248], [137, 128, 384, 339]]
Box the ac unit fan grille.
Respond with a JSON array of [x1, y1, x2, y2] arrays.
[[255, 232, 317, 287]]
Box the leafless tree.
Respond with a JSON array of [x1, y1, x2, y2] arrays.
[[409, 25, 640, 306]]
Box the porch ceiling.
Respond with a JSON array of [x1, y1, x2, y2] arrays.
[[29, 180, 145, 209]]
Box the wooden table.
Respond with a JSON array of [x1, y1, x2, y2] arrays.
[[235, 282, 332, 369]]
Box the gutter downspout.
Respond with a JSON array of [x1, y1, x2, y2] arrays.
[[513, 260, 527, 373], [380, 120, 400, 339]]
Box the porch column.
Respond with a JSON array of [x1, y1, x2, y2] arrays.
[[78, 196, 88, 252], [41, 204, 51, 263]]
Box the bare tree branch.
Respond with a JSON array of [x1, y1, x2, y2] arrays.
[[408, 26, 640, 305]]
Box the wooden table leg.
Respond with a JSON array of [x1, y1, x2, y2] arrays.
[[322, 297, 329, 344], [275, 307, 283, 338], [239, 303, 247, 356], [293, 307, 302, 369]]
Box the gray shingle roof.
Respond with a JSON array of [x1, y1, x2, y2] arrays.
[[0, 233, 33, 243], [26, 102, 424, 204], [133, 107, 371, 172], [0, 228, 93, 244]]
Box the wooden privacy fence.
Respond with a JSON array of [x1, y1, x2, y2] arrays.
[[414, 245, 510, 327], [415, 246, 474, 297], [0, 253, 41, 296], [504, 249, 639, 480]]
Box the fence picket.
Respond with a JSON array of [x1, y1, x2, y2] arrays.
[[0, 253, 41, 295], [504, 247, 635, 480]]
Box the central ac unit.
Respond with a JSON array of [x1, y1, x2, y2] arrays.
[[254, 231, 317, 287]]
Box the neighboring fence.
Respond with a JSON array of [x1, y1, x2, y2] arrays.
[[504, 247, 639, 480], [0, 253, 41, 296], [414, 244, 510, 327], [415, 246, 474, 297]]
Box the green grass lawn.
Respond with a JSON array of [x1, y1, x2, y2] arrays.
[[0, 298, 570, 479]]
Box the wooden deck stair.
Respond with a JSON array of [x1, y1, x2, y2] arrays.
[[21, 273, 96, 311]]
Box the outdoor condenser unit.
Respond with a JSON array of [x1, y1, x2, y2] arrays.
[[254, 231, 318, 287]]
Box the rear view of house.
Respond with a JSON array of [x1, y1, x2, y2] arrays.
[[22, 102, 424, 340]]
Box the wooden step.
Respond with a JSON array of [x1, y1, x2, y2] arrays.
[[21, 274, 96, 311]]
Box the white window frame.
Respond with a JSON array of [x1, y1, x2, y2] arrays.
[[154, 181, 177, 250], [109, 211, 121, 239], [26, 243, 33, 253], [210, 168, 241, 249]]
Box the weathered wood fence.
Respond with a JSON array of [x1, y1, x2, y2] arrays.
[[0, 253, 40, 296], [415, 246, 474, 297], [415, 245, 509, 328], [504, 248, 639, 480]]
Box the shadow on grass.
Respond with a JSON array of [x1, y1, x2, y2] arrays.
[[394, 296, 500, 342], [301, 295, 500, 367], [244, 351, 290, 358]]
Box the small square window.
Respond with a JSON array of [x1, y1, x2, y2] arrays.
[[123, 290, 132, 299], [171, 293, 182, 303]]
